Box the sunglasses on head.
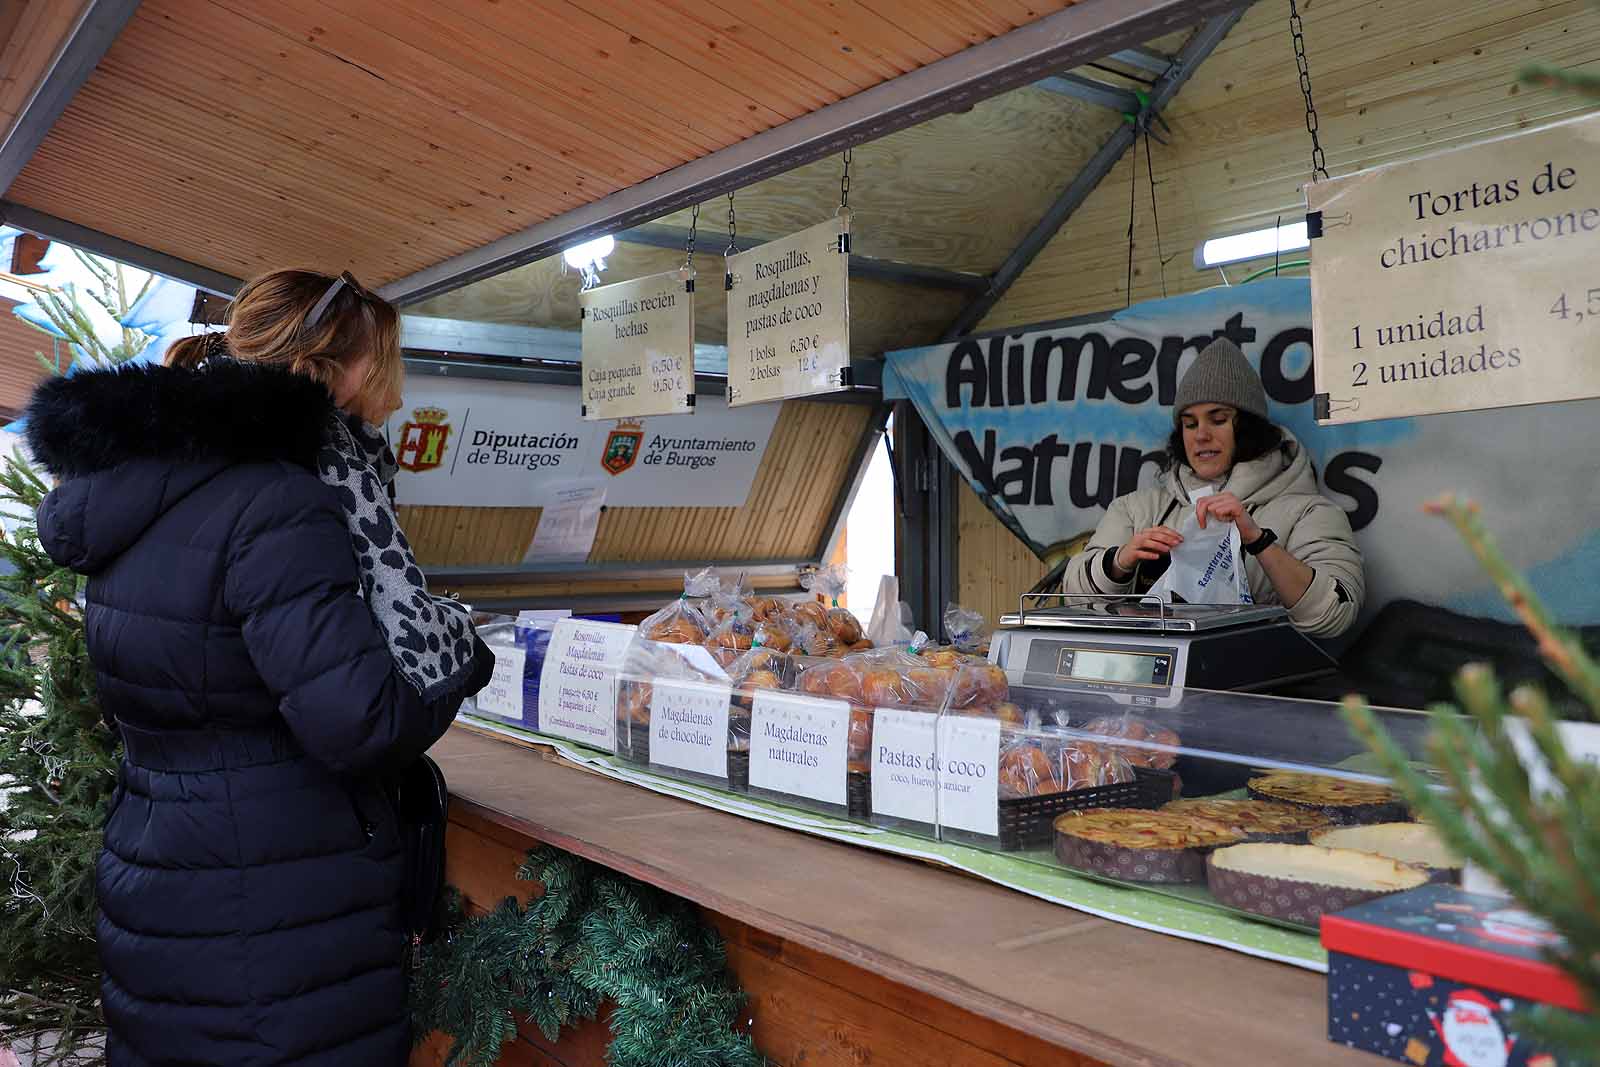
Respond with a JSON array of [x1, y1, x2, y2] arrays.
[[304, 270, 375, 331]]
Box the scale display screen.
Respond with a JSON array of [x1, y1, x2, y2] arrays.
[[1055, 646, 1173, 687]]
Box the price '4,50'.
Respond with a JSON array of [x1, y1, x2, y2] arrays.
[[1550, 290, 1600, 322]]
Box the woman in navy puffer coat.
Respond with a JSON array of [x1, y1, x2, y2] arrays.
[[24, 270, 492, 1066]]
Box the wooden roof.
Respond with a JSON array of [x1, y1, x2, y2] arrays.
[[7, 0, 1099, 288]]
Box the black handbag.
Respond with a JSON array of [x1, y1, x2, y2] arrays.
[[391, 753, 449, 968]]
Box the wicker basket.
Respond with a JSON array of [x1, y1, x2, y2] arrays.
[[994, 767, 1177, 851]]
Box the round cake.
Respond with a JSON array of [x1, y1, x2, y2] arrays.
[[1246, 771, 1407, 825], [1309, 823, 1462, 883], [1162, 797, 1331, 843], [1206, 842, 1429, 925], [1054, 808, 1243, 884]]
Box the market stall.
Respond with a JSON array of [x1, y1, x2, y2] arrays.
[[5, 0, 1598, 1064]]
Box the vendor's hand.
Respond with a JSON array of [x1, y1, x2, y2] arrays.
[[1194, 492, 1262, 542], [1115, 526, 1184, 575]]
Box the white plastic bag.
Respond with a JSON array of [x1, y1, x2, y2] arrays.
[[1148, 489, 1252, 605]]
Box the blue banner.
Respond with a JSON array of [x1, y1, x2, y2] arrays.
[[885, 279, 1600, 634]]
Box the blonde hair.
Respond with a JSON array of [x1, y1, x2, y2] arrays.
[[166, 268, 403, 413]]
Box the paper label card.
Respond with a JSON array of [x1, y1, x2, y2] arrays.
[[725, 216, 851, 406], [749, 691, 851, 805], [537, 620, 636, 751], [1308, 110, 1600, 423], [580, 268, 695, 420], [477, 645, 528, 724], [869, 709, 1000, 834], [649, 679, 732, 778]]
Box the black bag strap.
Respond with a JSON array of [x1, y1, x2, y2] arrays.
[[392, 754, 449, 966]]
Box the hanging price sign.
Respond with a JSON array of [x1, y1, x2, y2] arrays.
[[580, 268, 696, 420], [725, 215, 851, 406], [1309, 111, 1600, 424]]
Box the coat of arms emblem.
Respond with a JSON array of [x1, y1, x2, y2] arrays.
[[601, 419, 644, 476], [396, 407, 452, 472]]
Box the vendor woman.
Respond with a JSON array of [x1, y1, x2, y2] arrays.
[[1063, 338, 1364, 638]]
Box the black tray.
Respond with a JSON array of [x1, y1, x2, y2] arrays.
[[995, 767, 1178, 851], [622, 719, 749, 793]]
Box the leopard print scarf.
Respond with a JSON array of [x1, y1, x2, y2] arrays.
[[317, 411, 478, 700]]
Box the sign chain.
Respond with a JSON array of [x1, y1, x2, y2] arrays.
[[683, 202, 699, 272], [1290, 0, 1330, 181], [840, 148, 852, 212], [726, 191, 739, 256]]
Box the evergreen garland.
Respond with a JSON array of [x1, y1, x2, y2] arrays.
[[411, 846, 765, 1067], [1346, 496, 1600, 1061]]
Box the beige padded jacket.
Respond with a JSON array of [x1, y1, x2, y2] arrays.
[[1061, 431, 1364, 637]]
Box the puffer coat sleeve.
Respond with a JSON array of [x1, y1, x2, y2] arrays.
[[1277, 495, 1365, 638], [1062, 491, 1143, 597], [224, 472, 479, 776]]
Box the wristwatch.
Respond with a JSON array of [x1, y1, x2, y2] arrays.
[[1243, 528, 1278, 556]]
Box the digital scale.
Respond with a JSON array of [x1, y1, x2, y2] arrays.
[[990, 594, 1337, 707]]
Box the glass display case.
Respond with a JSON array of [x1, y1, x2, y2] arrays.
[[598, 634, 1445, 933]]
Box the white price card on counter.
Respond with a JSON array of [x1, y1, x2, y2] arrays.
[[536, 619, 636, 751], [749, 690, 850, 806], [649, 679, 732, 779], [476, 645, 528, 724], [870, 709, 1000, 835]]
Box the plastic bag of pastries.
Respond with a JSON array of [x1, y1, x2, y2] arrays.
[[1078, 714, 1181, 770], [639, 568, 723, 644], [727, 646, 792, 710], [842, 647, 953, 711], [1061, 739, 1136, 789], [943, 603, 992, 656], [997, 735, 1134, 798], [802, 563, 866, 647], [947, 659, 1010, 714]]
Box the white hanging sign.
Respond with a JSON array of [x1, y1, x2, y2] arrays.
[[580, 268, 696, 420], [649, 679, 732, 779], [868, 709, 1001, 835], [1309, 111, 1600, 424], [749, 690, 851, 806], [725, 215, 851, 406], [536, 619, 636, 751]]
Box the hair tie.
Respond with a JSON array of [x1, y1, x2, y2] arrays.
[[198, 331, 230, 363]]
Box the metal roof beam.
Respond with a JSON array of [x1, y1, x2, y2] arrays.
[[377, 0, 1248, 307], [938, 8, 1247, 341], [0, 199, 241, 296], [0, 0, 142, 196], [1031, 73, 1140, 113], [1108, 45, 1175, 75], [621, 224, 988, 292]]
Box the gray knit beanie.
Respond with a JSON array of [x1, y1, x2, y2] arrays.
[[1172, 337, 1269, 424]]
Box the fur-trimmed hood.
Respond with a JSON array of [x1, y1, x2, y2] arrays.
[[25, 360, 334, 479], [26, 362, 335, 574]]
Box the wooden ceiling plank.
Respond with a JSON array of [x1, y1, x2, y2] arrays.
[[95, 30, 580, 239], [688, 0, 894, 91], [968, 0, 1069, 31], [138, 3, 619, 202], [0, 2, 85, 128], [57, 77, 505, 250], [863, 0, 1009, 47], [801, 0, 947, 69], [430, 0, 785, 143], [370, 0, 727, 160], [569, 0, 837, 119], [211, 0, 670, 186]]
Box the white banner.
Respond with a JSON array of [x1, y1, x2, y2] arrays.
[[384, 376, 778, 508], [537, 619, 636, 751], [726, 216, 851, 406], [580, 268, 695, 420], [1309, 111, 1600, 424], [749, 691, 850, 806]]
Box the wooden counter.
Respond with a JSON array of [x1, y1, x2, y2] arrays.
[[416, 725, 1372, 1067]]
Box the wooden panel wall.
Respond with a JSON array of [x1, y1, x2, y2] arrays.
[[414, 804, 1092, 1067], [398, 400, 874, 569], [953, 0, 1600, 630]]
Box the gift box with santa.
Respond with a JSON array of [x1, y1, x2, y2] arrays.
[[1320, 883, 1586, 1066]]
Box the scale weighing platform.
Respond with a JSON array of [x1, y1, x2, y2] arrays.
[[990, 595, 1336, 706]]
